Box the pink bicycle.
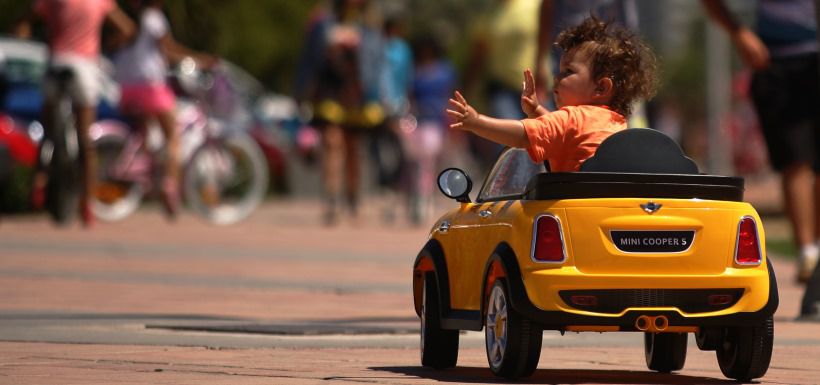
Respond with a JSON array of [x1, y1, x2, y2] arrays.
[[90, 66, 268, 225]]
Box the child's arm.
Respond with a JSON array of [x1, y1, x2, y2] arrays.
[[447, 91, 530, 149], [521, 69, 549, 118]]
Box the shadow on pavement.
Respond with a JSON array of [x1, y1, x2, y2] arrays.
[[370, 366, 736, 384]]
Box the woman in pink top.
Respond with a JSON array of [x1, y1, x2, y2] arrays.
[[15, 0, 135, 227], [448, 17, 658, 172]]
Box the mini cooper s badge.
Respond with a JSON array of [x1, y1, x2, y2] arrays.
[[641, 201, 662, 214]]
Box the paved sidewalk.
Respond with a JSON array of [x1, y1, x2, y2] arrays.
[[1, 199, 819, 384]]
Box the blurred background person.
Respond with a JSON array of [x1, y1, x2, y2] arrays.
[[294, 0, 385, 226], [703, 0, 819, 283], [372, 15, 412, 224], [464, 0, 541, 173], [406, 34, 456, 226], [536, 0, 646, 127], [113, 0, 216, 220], [14, 0, 135, 227]]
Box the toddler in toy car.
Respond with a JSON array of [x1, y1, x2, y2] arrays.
[[447, 16, 658, 172]]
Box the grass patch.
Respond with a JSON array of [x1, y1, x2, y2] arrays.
[[766, 238, 796, 260]]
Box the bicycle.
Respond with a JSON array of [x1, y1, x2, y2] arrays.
[[40, 67, 83, 225], [90, 65, 269, 225]]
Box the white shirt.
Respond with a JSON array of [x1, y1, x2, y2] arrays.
[[114, 8, 169, 84]]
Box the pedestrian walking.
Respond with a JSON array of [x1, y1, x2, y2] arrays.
[[703, 0, 820, 283]]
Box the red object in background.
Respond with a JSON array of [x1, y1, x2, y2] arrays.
[[249, 123, 286, 181], [728, 70, 769, 175], [0, 113, 36, 167]]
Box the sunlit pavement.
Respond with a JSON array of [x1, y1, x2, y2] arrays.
[[1, 197, 819, 384]]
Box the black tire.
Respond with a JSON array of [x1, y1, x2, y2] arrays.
[[91, 130, 144, 221], [420, 272, 458, 369], [485, 280, 542, 378], [716, 317, 774, 381], [184, 133, 268, 225], [695, 327, 723, 351], [644, 332, 687, 372], [45, 98, 81, 225]]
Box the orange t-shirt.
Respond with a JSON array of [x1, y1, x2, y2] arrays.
[[521, 105, 626, 172]]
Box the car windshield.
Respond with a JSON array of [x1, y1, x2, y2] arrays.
[[478, 148, 546, 201]]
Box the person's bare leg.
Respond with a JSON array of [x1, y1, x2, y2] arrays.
[[782, 162, 818, 282], [76, 105, 97, 227], [810, 168, 820, 280], [322, 124, 344, 224], [157, 110, 179, 183], [815, 173, 820, 240], [343, 130, 360, 217], [157, 110, 179, 218]]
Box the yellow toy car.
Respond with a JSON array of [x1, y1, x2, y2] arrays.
[[413, 129, 777, 381]]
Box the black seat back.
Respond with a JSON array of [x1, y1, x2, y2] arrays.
[[580, 128, 699, 174]]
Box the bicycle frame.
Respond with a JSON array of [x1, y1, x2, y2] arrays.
[[92, 63, 269, 224], [92, 98, 236, 195]]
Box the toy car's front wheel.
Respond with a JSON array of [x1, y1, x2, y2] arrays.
[[420, 272, 458, 369], [644, 332, 687, 372], [485, 280, 542, 378], [716, 317, 773, 381]]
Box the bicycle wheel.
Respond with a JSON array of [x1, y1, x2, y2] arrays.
[[45, 96, 82, 225], [91, 127, 145, 221], [183, 132, 268, 225]]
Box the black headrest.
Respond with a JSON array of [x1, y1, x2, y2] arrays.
[[580, 128, 699, 174]]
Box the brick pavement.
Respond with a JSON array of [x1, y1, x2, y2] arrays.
[[1, 198, 819, 384]]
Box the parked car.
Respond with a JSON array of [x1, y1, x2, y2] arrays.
[[0, 36, 121, 123], [413, 128, 777, 381]]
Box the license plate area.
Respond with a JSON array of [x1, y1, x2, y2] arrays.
[[610, 230, 695, 253]]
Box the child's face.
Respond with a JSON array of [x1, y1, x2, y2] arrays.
[[553, 48, 602, 109]]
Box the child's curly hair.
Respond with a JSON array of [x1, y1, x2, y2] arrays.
[[556, 17, 658, 117]]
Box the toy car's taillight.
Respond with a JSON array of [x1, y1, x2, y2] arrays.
[[532, 214, 565, 262], [735, 216, 761, 265]]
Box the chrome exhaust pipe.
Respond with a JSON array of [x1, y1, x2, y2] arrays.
[[654, 315, 669, 331], [636, 315, 670, 332], [635, 315, 651, 331]]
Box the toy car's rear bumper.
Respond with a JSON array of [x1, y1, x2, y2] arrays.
[[507, 259, 778, 330]]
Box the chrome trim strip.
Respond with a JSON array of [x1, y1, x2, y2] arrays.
[[437, 221, 450, 233]]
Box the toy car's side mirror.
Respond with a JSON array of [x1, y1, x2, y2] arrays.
[[438, 168, 472, 203]]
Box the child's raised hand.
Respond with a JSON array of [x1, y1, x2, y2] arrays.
[[521, 69, 541, 118], [447, 90, 479, 131]]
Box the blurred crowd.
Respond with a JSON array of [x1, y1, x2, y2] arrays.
[[289, 0, 655, 226], [0, 0, 818, 277], [293, 0, 459, 226]]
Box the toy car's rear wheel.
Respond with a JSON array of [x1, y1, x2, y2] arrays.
[[695, 327, 723, 351], [644, 332, 687, 372], [420, 272, 458, 369], [485, 280, 542, 379], [716, 317, 773, 381]]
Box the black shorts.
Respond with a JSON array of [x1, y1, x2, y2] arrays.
[[750, 54, 820, 172]]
